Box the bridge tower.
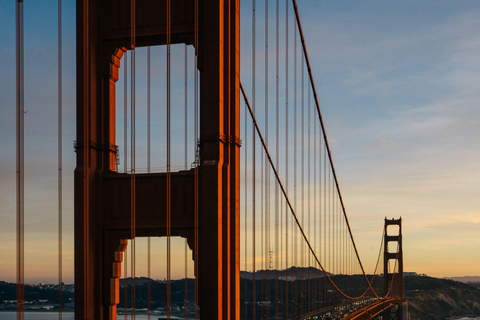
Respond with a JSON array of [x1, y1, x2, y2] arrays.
[[75, 1, 240, 319], [383, 218, 405, 320]]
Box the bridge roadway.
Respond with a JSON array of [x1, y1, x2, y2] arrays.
[[289, 296, 404, 320], [342, 297, 404, 320]]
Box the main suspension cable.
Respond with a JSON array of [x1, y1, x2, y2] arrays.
[[291, 0, 385, 299], [241, 83, 379, 300]]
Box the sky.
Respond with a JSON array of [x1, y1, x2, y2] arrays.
[[296, 0, 480, 278], [0, 1, 479, 284]]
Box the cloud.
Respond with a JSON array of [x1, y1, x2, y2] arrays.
[[312, 10, 480, 277]]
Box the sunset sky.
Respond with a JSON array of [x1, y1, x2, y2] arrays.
[[0, 1, 479, 283]]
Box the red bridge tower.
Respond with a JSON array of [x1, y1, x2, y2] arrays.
[[383, 218, 405, 319], [75, 1, 240, 319]]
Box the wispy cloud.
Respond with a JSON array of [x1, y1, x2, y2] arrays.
[[299, 7, 480, 277]]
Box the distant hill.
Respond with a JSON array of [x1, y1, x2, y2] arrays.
[[240, 266, 330, 280], [119, 276, 157, 286], [1, 273, 480, 319], [0, 281, 75, 310], [445, 276, 480, 283], [405, 274, 480, 320]]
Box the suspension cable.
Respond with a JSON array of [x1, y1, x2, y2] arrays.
[[264, 0, 271, 316], [146, 45, 151, 320], [16, 1, 25, 319], [243, 99, 249, 319], [193, 1, 199, 318], [184, 44, 188, 320], [123, 50, 128, 320], [129, 0, 136, 317], [275, 0, 283, 317], [166, 0, 172, 318], [57, 0, 63, 318], [251, 1, 257, 318], [124, 53, 128, 173], [291, 0, 386, 299], [241, 83, 382, 300]]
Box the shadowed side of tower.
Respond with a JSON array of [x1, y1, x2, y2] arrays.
[[75, 1, 240, 319]]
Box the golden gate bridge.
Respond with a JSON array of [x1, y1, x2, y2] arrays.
[[12, 0, 404, 319]]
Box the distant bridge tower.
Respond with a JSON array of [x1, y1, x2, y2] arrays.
[[383, 218, 405, 320], [75, 1, 240, 319]]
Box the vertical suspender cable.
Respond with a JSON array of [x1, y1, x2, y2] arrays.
[[318, 81, 322, 309], [166, 0, 172, 318], [338, 191, 344, 292], [147, 46, 151, 320], [16, 1, 25, 319], [81, 0, 92, 314], [286, 0, 299, 310], [130, 0, 136, 317], [57, 0, 63, 318], [251, 1, 256, 318], [265, 1, 271, 316], [314, 83, 319, 312], [307, 50, 311, 313], [328, 153, 331, 305], [334, 169, 337, 302], [260, 44, 265, 316], [264, 0, 271, 314], [194, 3, 199, 167], [323, 145, 326, 306], [336, 193, 339, 294], [328, 169, 336, 305], [147, 48, 151, 174], [124, 53, 128, 174], [312, 78, 317, 310], [123, 50, 128, 320], [184, 239, 187, 320], [336, 190, 339, 299], [344, 205, 347, 294], [274, 0, 282, 316], [193, 0, 199, 318], [285, 0, 292, 313], [124, 248, 128, 320], [341, 197, 343, 292], [334, 189, 337, 303], [147, 236, 151, 320], [342, 199, 345, 293], [297, 19, 304, 314], [185, 45, 188, 170], [184, 44, 188, 320], [260, 54, 265, 319], [244, 101, 248, 318], [339, 193, 342, 291], [242, 14, 248, 310], [308, 51, 312, 312], [261, 34, 266, 319], [287, 0, 296, 310], [130, 43, 136, 320]]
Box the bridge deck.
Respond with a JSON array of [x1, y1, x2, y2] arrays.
[[342, 297, 404, 320]]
